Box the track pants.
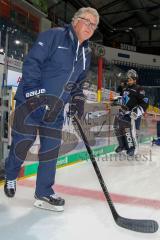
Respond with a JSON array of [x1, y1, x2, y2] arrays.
[[5, 100, 64, 197]]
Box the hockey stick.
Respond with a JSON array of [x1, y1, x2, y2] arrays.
[[131, 117, 138, 147], [96, 119, 107, 137], [73, 116, 158, 233]]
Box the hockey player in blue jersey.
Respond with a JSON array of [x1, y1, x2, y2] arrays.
[[113, 69, 149, 156], [4, 7, 99, 211]]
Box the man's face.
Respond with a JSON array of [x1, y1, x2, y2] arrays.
[[127, 78, 136, 86], [73, 13, 97, 43]]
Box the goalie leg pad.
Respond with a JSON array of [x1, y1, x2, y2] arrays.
[[114, 115, 126, 148], [124, 127, 135, 150], [114, 114, 133, 150]]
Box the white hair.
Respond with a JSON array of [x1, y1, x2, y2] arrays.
[[72, 7, 99, 25]]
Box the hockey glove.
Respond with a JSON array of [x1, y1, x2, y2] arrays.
[[68, 95, 85, 119], [43, 97, 64, 122], [111, 96, 122, 106], [111, 96, 128, 111], [25, 90, 63, 122], [25, 88, 47, 112], [26, 94, 47, 113], [130, 111, 138, 120], [121, 105, 129, 111], [130, 106, 144, 120]]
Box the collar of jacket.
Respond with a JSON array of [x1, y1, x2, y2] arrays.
[[128, 83, 137, 89], [67, 24, 89, 49]]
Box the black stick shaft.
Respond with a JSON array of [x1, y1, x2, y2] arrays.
[[74, 116, 118, 218]]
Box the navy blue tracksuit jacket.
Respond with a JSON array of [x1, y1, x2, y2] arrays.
[[15, 24, 91, 102]]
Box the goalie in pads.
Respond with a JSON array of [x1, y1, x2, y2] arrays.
[[113, 69, 149, 156]]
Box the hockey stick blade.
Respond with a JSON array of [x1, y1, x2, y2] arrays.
[[116, 216, 158, 233], [73, 116, 159, 233]]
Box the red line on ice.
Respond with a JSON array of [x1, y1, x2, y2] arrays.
[[18, 179, 160, 209]]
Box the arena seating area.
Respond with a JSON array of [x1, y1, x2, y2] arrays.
[[0, 17, 37, 60]]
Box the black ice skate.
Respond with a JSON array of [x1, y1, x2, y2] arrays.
[[115, 146, 125, 153], [4, 179, 16, 198], [34, 194, 65, 212], [126, 147, 135, 156]]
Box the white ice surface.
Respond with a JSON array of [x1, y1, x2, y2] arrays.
[[0, 142, 160, 240]]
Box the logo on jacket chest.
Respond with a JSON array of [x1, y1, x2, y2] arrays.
[[58, 46, 69, 50]]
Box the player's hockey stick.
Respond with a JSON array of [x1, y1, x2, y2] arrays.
[[131, 117, 138, 147], [73, 116, 158, 233]]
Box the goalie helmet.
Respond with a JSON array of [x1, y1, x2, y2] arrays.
[[126, 69, 138, 80]]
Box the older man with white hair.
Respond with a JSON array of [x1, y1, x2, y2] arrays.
[[4, 7, 99, 211]]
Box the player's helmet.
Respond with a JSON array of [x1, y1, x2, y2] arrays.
[[126, 69, 138, 80]]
